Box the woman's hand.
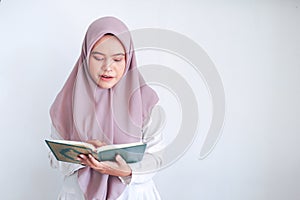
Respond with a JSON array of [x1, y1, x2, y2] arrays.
[[86, 139, 106, 148], [77, 154, 132, 177], [77, 140, 131, 177]]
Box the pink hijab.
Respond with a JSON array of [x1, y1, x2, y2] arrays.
[[50, 16, 158, 200]]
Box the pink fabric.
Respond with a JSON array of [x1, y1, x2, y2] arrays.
[[50, 16, 158, 200]]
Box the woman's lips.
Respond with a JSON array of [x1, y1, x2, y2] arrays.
[[100, 75, 114, 81]]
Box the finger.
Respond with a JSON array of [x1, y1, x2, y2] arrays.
[[87, 154, 110, 170], [77, 154, 89, 165], [115, 155, 132, 176], [83, 154, 98, 167], [88, 154, 101, 166], [87, 140, 106, 148], [86, 140, 99, 148], [115, 154, 127, 166]]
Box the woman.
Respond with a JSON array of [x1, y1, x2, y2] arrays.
[[48, 16, 163, 200]]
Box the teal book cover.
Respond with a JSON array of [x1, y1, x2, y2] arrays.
[[45, 139, 147, 164]]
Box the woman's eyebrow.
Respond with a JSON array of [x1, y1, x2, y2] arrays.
[[91, 51, 105, 56], [91, 51, 125, 57], [111, 53, 125, 56]]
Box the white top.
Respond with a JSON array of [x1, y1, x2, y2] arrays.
[[48, 106, 165, 200]]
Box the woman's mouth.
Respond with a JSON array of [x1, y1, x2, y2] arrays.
[[100, 74, 114, 81]]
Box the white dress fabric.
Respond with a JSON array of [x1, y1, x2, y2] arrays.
[[48, 106, 165, 200]]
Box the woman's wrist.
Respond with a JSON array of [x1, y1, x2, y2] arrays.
[[118, 170, 133, 185], [118, 167, 132, 177]]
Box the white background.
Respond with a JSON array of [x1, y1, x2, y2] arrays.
[[0, 0, 299, 199]]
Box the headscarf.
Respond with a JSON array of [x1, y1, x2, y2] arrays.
[[50, 16, 159, 200]]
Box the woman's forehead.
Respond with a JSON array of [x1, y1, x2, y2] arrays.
[[91, 35, 125, 55]]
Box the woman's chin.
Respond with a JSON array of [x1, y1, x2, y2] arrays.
[[97, 81, 116, 89]]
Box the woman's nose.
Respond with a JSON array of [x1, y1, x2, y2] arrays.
[[102, 60, 113, 71]]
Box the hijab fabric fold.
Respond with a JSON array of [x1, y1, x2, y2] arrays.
[[50, 16, 158, 200]]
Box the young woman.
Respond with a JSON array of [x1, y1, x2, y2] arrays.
[[48, 16, 163, 200]]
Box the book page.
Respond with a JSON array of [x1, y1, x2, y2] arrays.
[[47, 139, 96, 151], [96, 142, 144, 152]]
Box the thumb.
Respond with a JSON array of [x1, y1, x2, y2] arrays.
[[115, 154, 127, 165]]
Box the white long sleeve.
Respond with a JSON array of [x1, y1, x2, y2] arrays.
[[119, 105, 165, 185]]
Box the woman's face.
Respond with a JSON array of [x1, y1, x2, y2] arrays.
[[89, 35, 126, 89]]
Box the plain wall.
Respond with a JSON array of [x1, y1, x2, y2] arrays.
[[0, 0, 299, 199]]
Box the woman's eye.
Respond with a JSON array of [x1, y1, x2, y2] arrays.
[[93, 56, 104, 61], [113, 57, 124, 62]]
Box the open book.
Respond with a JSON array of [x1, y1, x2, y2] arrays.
[[45, 139, 147, 164]]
